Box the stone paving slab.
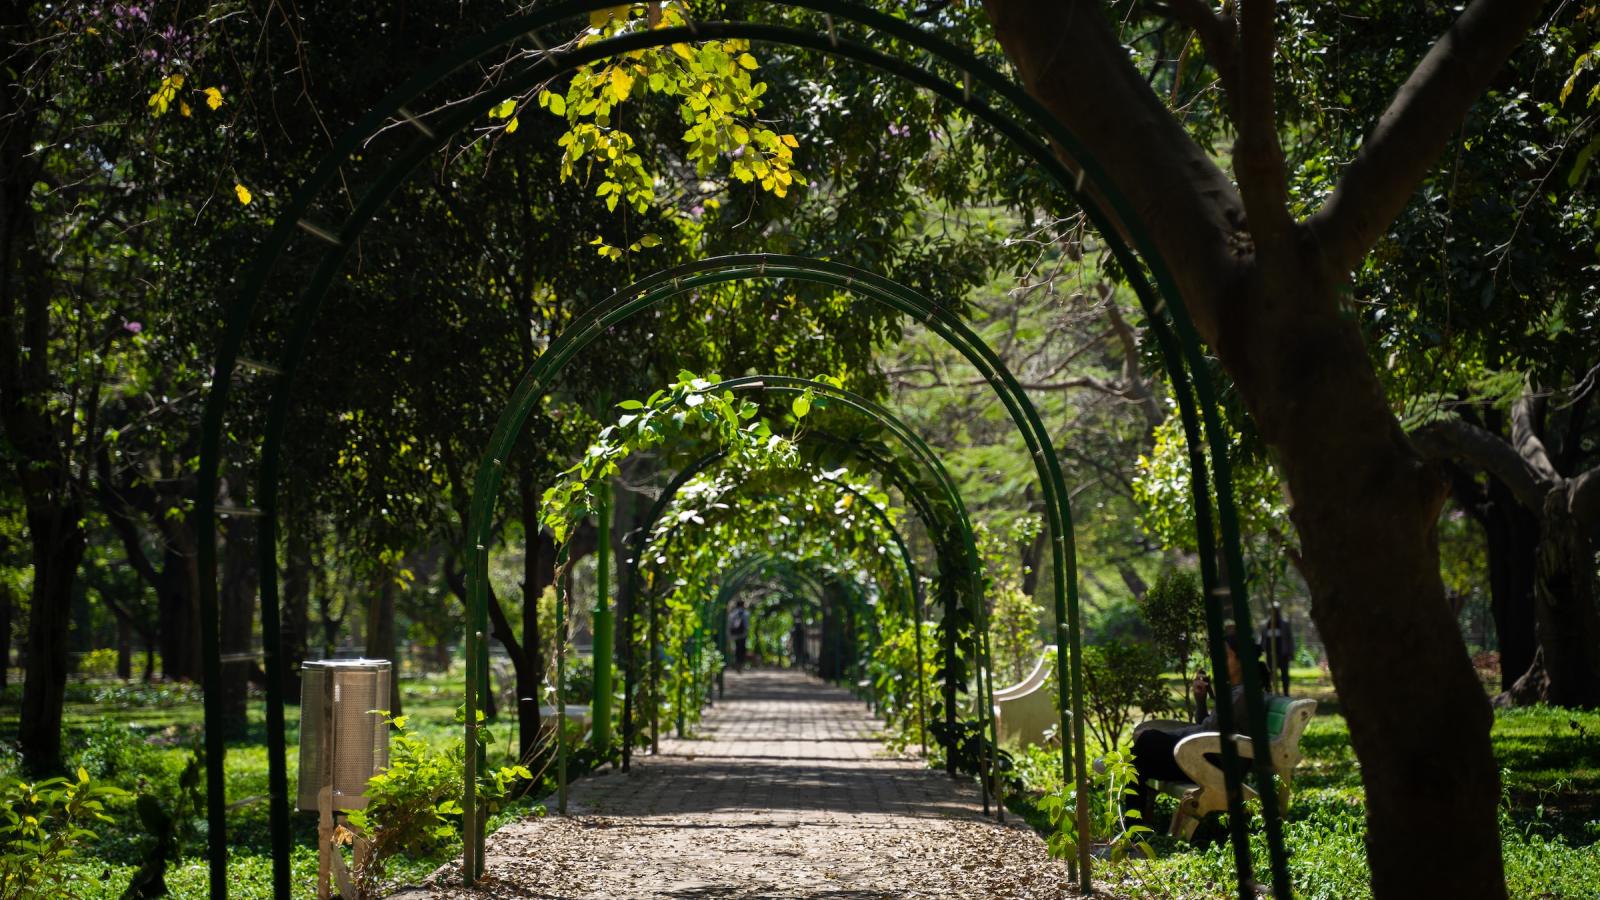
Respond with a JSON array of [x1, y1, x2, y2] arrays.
[[401, 669, 1082, 899]]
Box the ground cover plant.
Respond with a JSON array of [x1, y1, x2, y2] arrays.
[[999, 681, 1600, 900]]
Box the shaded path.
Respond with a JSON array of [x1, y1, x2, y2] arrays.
[[404, 669, 1077, 899]]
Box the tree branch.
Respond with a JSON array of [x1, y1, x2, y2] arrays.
[[1409, 417, 1551, 513], [1568, 465, 1600, 527], [1308, 0, 1549, 273], [1511, 393, 1559, 482], [983, 0, 1246, 341], [1232, 0, 1295, 249]]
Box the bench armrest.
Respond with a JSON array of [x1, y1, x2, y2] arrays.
[[1173, 732, 1262, 800]]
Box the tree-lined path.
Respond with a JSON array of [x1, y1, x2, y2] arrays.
[[404, 669, 1073, 899]]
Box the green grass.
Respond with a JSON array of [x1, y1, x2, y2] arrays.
[[1007, 699, 1600, 899], [0, 671, 534, 899]]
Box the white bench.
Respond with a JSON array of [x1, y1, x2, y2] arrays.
[[991, 647, 1061, 747], [1136, 696, 1317, 839]]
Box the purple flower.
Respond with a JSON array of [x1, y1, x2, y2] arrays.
[[888, 123, 910, 138], [124, 320, 143, 334], [689, 205, 704, 218]]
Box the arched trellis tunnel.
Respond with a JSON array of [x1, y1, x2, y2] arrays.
[[516, 371, 1029, 846], [621, 454, 932, 757], [193, 3, 1292, 898]]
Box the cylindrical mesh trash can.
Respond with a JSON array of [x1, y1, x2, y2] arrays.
[[296, 658, 391, 812]]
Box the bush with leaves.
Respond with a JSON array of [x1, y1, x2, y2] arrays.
[[346, 713, 530, 898], [0, 768, 127, 899], [1039, 749, 1155, 865], [1138, 567, 1207, 708], [1081, 638, 1174, 753]]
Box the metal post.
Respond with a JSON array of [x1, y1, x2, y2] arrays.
[[592, 485, 614, 757]]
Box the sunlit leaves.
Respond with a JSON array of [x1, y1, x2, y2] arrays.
[[147, 74, 184, 116], [233, 183, 252, 205], [533, 1, 805, 258]]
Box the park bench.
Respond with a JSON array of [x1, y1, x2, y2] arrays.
[[991, 647, 1060, 747], [1135, 696, 1318, 839]]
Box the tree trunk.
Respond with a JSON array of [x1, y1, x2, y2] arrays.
[[219, 510, 258, 739], [983, 2, 1521, 894], [0, 574, 11, 691], [19, 503, 87, 772], [156, 523, 202, 682], [365, 566, 401, 716], [1481, 476, 1540, 692], [281, 519, 312, 703], [1506, 497, 1600, 707], [115, 613, 132, 681]]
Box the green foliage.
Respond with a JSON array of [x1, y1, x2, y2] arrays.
[[0, 768, 126, 900], [1081, 638, 1173, 753], [74, 649, 120, 680], [346, 713, 530, 897], [1039, 749, 1154, 865], [1137, 567, 1206, 680], [537, 2, 804, 257]]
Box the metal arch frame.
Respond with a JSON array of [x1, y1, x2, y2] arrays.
[[625, 448, 933, 761], [193, 4, 1288, 897], [704, 554, 876, 683], [523, 372, 1003, 835], [629, 463, 929, 754], [458, 267, 1087, 867]]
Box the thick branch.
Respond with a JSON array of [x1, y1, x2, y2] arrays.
[[1159, 0, 1240, 99], [1409, 417, 1551, 512], [1232, 0, 1295, 248], [983, 0, 1245, 341], [1511, 393, 1559, 482], [1308, 0, 1548, 273]]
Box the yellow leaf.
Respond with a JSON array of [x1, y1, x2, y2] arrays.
[[491, 98, 516, 119], [505, 116, 519, 134], [738, 53, 759, 70], [547, 92, 567, 116], [234, 183, 253, 205], [781, 133, 799, 149], [610, 67, 634, 102], [179, 101, 192, 117], [203, 87, 223, 110], [147, 74, 184, 117]]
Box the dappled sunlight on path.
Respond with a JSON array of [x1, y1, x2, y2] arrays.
[[398, 669, 1085, 899]]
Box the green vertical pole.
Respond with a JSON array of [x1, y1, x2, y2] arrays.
[[555, 544, 569, 816], [592, 484, 614, 757]]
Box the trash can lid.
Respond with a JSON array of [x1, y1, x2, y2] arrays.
[[301, 657, 391, 670]]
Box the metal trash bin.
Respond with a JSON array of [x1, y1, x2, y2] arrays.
[[296, 658, 391, 812]]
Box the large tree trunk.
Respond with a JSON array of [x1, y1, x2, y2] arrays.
[[18, 503, 86, 772], [982, 1, 1534, 895], [1506, 497, 1600, 706], [156, 522, 202, 682]]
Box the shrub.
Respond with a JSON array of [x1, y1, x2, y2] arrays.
[[1082, 638, 1173, 752], [0, 768, 127, 899], [76, 649, 121, 680], [345, 713, 529, 898]]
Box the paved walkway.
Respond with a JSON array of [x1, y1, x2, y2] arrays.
[[405, 669, 1078, 899]]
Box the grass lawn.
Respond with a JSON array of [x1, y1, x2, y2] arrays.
[[1007, 672, 1600, 899], [0, 671, 538, 899], [5, 668, 1598, 898]]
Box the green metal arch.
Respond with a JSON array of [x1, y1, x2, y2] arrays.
[[625, 447, 936, 761], [192, 5, 1285, 897], [632, 465, 930, 754]]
